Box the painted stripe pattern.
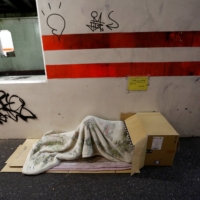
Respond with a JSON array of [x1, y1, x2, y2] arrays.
[[42, 32, 200, 50], [42, 32, 200, 78], [46, 62, 200, 78]]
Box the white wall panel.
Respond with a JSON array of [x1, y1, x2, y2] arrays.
[[0, 77, 200, 138], [38, 0, 200, 34], [0, 0, 200, 138]]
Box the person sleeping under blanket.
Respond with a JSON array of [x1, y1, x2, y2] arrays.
[[22, 116, 134, 175]]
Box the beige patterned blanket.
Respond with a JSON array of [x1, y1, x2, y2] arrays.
[[22, 116, 133, 175]]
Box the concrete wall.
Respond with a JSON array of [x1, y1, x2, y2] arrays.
[[0, 76, 200, 139], [0, 17, 44, 71], [0, 0, 200, 139]]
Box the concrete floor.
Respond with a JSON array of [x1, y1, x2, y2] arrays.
[[0, 138, 200, 200]]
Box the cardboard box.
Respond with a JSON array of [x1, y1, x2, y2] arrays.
[[125, 112, 179, 175]]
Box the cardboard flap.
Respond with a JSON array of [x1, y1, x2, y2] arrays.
[[136, 112, 179, 136], [125, 115, 147, 144], [125, 115, 148, 175], [131, 136, 147, 175]]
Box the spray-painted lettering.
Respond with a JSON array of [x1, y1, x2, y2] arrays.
[[0, 90, 37, 125]]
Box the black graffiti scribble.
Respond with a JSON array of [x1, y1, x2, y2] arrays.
[[42, 3, 65, 42], [0, 90, 37, 125], [86, 11, 119, 32], [106, 11, 119, 30], [86, 11, 105, 32], [48, 3, 51, 10]]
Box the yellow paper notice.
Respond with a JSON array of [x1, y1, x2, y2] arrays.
[[128, 77, 148, 91]]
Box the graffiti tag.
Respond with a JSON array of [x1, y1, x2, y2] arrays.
[[0, 90, 37, 125]]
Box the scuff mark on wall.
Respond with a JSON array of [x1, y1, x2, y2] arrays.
[[0, 90, 37, 125]]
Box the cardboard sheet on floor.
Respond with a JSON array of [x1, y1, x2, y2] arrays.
[[2, 145, 24, 173], [5, 145, 23, 164], [22, 139, 39, 146], [9, 145, 35, 167], [1, 163, 22, 173], [1, 139, 133, 174], [1, 139, 38, 173]]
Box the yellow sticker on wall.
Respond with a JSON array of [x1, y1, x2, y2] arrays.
[[128, 77, 149, 91]]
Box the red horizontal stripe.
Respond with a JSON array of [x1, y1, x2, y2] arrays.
[[46, 62, 200, 78], [42, 31, 200, 50]]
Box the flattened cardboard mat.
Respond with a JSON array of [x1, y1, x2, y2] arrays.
[[2, 139, 38, 173], [1, 139, 133, 174]]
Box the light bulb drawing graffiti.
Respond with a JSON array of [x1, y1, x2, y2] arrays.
[[47, 14, 66, 41], [41, 2, 66, 42], [86, 11, 119, 32], [0, 90, 37, 125]]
